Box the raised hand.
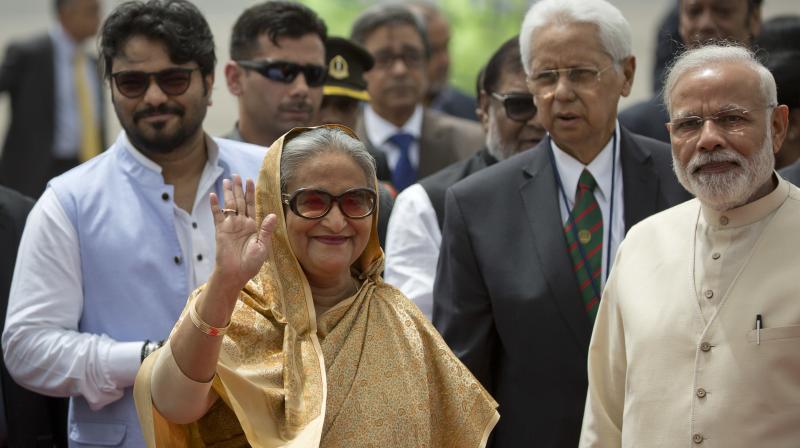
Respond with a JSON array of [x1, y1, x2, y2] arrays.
[[209, 175, 277, 293]]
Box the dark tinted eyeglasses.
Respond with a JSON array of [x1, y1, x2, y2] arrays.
[[490, 92, 537, 122], [237, 60, 327, 87], [282, 188, 377, 219], [111, 68, 198, 98]]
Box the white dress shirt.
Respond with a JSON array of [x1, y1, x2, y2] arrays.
[[363, 104, 423, 171], [551, 122, 625, 284], [3, 135, 222, 410], [384, 183, 440, 320]]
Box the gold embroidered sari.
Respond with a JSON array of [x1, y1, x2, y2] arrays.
[[134, 126, 499, 447]]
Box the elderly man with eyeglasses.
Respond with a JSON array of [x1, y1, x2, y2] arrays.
[[384, 36, 545, 320], [2, 1, 266, 446], [432, 0, 689, 446], [580, 44, 798, 448], [223, 1, 327, 147], [349, 4, 483, 194]]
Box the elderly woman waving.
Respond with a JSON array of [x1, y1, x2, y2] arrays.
[[134, 125, 498, 447]]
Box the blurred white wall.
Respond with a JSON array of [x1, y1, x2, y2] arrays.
[[0, 0, 797, 154]]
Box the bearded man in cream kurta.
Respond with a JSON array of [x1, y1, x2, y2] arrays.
[[579, 45, 798, 448]]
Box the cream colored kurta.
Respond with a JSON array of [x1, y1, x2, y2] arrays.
[[580, 175, 800, 448]]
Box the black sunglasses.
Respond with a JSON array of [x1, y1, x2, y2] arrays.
[[111, 68, 198, 98], [282, 188, 377, 220], [237, 59, 327, 87], [491, 92, 537, 122]]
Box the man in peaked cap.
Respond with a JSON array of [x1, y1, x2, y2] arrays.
[[318, 36, 395, 247], [318, 36, 374, 130]]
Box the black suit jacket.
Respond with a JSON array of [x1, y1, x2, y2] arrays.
[[779, 161, 800, 186], [419, 148, 496, 229], [0, 33, 106, 198], [0, 186, 68, 447], [618, 95, 670, 144], [433, 128, 690, 447]]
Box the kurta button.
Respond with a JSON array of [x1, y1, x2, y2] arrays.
[[719, 216, 729, 225], [197, 254, 203, 261], [700, 342, 711, 352], [174, 256, 181, 265], [696, 388, 707, 398], [704, 289, 714, 299], [192, 222, 198, 229], [162, 192, 169, 201], [711, 252, 720, 260], [693, 433, 704, 444]]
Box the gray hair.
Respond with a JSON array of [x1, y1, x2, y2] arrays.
[[519, 0, 632, 75], [280, 127, 377, 194], [662, 44, 777, 116]]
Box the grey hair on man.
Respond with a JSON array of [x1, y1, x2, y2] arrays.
[[350, 3, 430, 57], [281, 127, 377, 194], [519, 0, 632, 75], [662, 44, 777, 116]]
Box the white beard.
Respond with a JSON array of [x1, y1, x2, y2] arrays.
[[673, 131, 775, 211], [486, 108, 515, 161]]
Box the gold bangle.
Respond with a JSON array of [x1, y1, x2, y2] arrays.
[[188, 301, 230, 337]]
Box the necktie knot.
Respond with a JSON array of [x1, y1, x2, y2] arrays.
[[388, 132, 415, 154], [577, 169, 598, 193]]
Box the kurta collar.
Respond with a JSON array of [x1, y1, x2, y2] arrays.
[[700, 173, 789, 229], [116, 131, 221, 186]]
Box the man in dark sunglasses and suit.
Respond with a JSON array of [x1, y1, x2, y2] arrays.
[[433, 0, 690, 446], [384, 36, 545, 320], [3, 1, 266, 446], [350, 4, 484, 194], [223, 1, 327, 148], [0, 0, 105, 199]]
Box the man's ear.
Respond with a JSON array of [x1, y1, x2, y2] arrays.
[[224, 61, 244, 96], [770, 105, 790, 155], [619, 55, 636, 98], [477, 89, 491, 134]]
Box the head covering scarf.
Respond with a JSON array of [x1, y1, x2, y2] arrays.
[[135, 125, 498, 447]]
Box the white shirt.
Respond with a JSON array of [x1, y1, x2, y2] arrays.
[[551, 122, 625, 284], [363, 104, 423, 171], [384, 183, 440, 320], [3, 135, 222, 410]]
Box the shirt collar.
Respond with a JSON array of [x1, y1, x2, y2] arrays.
[[363, 104, 423, 146], [121, 132, 220, 175], [550, 121, 621, 204], [700, 173, 789, 229]]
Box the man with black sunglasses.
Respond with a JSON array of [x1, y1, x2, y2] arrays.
[[384, 36, 545, 320], [3, 1, 267, 446], [350, 4, 483, 194], [224, 1, 327, 147]]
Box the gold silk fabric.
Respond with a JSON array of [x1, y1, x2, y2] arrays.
[[135, 125, 499, 447]]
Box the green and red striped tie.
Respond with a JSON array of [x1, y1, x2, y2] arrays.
[[564, 169, 603, 323]]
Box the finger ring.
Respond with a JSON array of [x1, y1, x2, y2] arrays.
[[221, 208, 238, 216]]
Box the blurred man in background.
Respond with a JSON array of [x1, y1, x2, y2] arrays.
[[0, 0, 104, 198], [407, 1, 477, 121]]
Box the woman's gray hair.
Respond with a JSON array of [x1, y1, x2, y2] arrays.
[[662, 44, 778, 116], [519, 0, 632, 75], [280, 127, 377, 193]]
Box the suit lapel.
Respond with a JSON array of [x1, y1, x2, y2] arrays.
[[419, 110, 448, 177], [620, 128, 660, 231], [520, 138, 592, 348]]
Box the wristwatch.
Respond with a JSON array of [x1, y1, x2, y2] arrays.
[[140, 339, 163, 363]]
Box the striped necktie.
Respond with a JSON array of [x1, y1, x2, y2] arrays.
[[387, 132, 416, 192], [564, 169, 603, 322], [74, 51, 101, 162]]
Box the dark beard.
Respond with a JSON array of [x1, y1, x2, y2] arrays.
[[124, 104, 203, 154]]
